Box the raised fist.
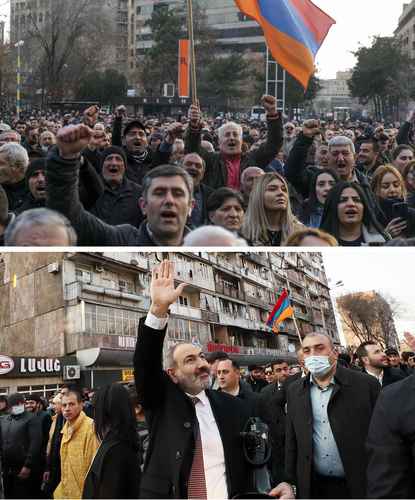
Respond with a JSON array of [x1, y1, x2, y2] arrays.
[[57, 124, 93, 159], [165, 122, 184, 144], [83, 106, 99, 128], [115, 105, 127, 119], [303, 119, 320, 138], [261, 95, 278, 116], [188, 102, 201, 128]]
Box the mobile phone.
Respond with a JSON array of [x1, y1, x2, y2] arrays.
[[392, 202, 409, 221]]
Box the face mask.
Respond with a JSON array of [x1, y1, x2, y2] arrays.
[[11, 404, 25, 416], [304, 355, 332, 377]]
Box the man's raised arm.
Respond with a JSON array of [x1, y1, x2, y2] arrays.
[[134, 261, 186, 411]]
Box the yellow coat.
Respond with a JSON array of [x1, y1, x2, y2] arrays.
[[54, 411, 99, 499]]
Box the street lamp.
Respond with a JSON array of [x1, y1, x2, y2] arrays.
[[14, 40, 25, 120]]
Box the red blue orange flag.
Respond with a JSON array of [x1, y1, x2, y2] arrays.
[[234, 0, 336, 89], [267, 288, 294, 334]]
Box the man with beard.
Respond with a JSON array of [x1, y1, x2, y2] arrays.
[[185, 95, 282, 190], [39, 131, 56, 155], [355, 341, 405, 388], [181, 152, 213, 228], [112, 106, 181, 185], [47, 124, 194, 246], [134, 260, 294, 499], [240, 166, 265, 208], [90, 146, 144, 227], [356, 139, 382, 178]]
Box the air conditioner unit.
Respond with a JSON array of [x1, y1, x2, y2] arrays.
[[63, 365, 81, 380], [48, 262, 60, 274], [95, 265, 104, 273]]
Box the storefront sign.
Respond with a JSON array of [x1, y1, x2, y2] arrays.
[[122, 369, 134, 382], [207, 343, 240, 354], [0, 355, 62, 378]]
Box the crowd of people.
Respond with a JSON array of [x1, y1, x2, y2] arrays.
[[0, 100, 415, 246], [1, 260, 414, 499]]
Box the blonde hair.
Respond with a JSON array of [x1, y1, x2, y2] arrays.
[[370, 164, 406, 199], [242, 172, 302, 245], [285, 228, 338, 247]]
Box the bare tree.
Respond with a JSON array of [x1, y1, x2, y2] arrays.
[[337, 291, 400, 349], [24, 0, 116, 101]]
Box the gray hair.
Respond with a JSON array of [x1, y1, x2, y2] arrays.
[[241, 166, 265, 184], [328, 136, 356, 154], [4, 208, 77, 246], [0, 143, 29, 172], [303, 332, 335, 349], [165, 343, 187, 369], [183, 226, 246, 247], [0, 131, 21, 143], [218, 122, 243, 143]]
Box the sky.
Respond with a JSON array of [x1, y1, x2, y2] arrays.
[[323, 250, 415, 347], [0, 1, 408, 79], [313, 0, 408, 78]]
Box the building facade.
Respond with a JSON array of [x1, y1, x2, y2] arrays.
[[395, 0, 415, 59], [0, 251, 339, 396]]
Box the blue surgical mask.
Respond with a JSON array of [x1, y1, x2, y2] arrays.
[[11, 404, 25, 416], [304, 355, 332, 377]]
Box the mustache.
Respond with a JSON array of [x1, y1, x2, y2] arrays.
[[195, 367, 210, 376]]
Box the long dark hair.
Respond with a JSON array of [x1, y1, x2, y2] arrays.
[[93, 383, 139, 451], [302, 168, 339, 222], [320, 181, 387, 241]]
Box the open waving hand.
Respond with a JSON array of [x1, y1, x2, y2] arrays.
[[149, 260, 187, 318]]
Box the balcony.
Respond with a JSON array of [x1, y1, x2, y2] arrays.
[[287, 270, 303, 287], [65, 282, 147, 307], [215, 281, 245, 301], [312, 311, 324, 326], [242, 268, 271, 288], [295, 310, 311, 322], [170, 303, 202, 320], [290, 291, 308, 305], [244, 253, 269, 267], [201, 310, 220, 323], [245, 293, 267, 308]]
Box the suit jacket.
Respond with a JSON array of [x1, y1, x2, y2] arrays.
[[363, 366, 405, 388], [366, 374, 415, 498], [285, 365, 380, 499], [134, 318, 254, 499]]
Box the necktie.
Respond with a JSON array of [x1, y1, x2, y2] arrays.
[[188, 397, 207, 500]]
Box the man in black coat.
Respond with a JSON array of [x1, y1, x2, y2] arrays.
[[285, 333, 380, 499], [47, 125, 193, 246], [257, 360, 291, 484], [185, 96, 283, 190], [355, 341, 406, 388], [134, 260, 294, 499], [366, 374, 415, 498], [111, 106, 181, 186], [0, 393, 43, 499], [90, 146, 144, 228], [216, 358, 258, 416]]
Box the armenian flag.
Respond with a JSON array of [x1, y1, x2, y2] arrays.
[[234, 0, 336, 88], [267, 289, 294, 333]]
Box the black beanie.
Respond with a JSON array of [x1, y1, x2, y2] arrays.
[[26, 159, 46, 181], [100, 146, 128, 170]]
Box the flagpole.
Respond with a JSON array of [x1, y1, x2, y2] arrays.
[[186, 0, 198, 104], [291, 314, 303, 346]]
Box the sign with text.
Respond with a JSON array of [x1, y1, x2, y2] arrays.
[[0, 355, 62, 378]]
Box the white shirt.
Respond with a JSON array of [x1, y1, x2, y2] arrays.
[[145, 312, 229, 499], [365, 367, 383, 386]]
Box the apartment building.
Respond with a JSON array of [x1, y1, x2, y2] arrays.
[[395, 0, 415, 59], [0, 251, 339, 396]]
